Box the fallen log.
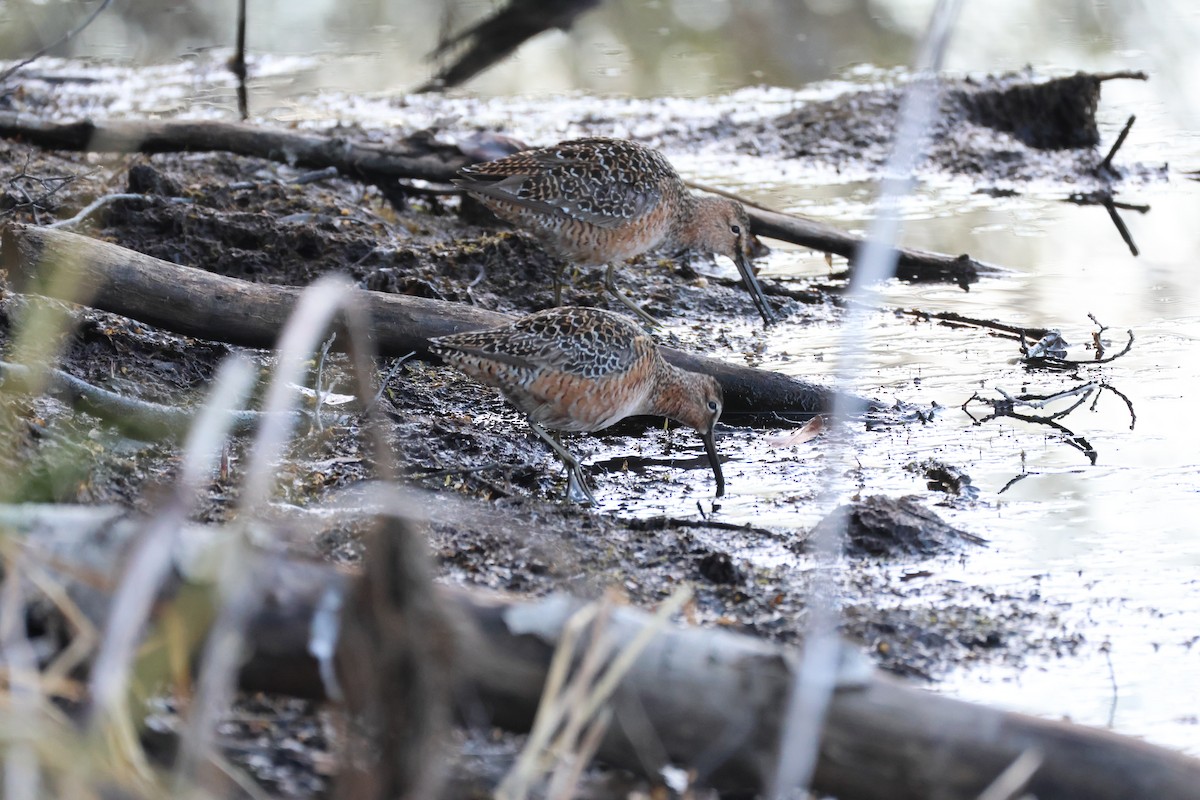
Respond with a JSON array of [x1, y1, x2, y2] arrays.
[[11, 503, 1200, 800], [747, 206, 994, 288], [0, 223, 843, 417], [0, 112, 1000, 285], [0, 112, 470, 184]]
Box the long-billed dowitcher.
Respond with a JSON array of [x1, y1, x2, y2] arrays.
[[429, 306, 725, 503], [454, 136, 778, 326]]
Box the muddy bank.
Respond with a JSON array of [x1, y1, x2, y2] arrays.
[[0, 61, 1113, 796], [671, 69, 1164, 188]]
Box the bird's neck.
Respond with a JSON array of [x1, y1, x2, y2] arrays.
[[648, 364, 705, 431], [668, 193, 721, 253]]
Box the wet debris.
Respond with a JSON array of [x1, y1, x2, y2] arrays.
[[1020, 314, 1134, 369], [697, 550, 743, 585], [957, 71, 1110, 150], [1023, 329, 1070, 360], [718, 69, 1161, 188], [805, 495, 986, 558], [905, 458, 979, 504]]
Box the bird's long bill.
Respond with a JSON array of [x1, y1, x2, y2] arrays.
[[702, 427, 726, 498], [735, 246, 778, 326]]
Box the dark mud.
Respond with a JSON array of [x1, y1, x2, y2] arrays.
[[664, 70, 1166, 189], [0, 65, 1105, 796]]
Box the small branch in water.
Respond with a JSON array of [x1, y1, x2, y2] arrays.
[[1092, 70, 1149, 83], [1103, 198, 1139, 256], [959, 379, 1144, 465], [1097, 382, 1137, 430], [898, 308, 1049, 340], [1098, 114, 1136, 174], [230, 0, 249, 120], [1021, 326, 1134, 369], [1065, 190, 1148, 258], [0, 0, 115, 85]]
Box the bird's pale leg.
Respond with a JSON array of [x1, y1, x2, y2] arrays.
[[604, 263, 660, 328], [528, 420, 597, 505]]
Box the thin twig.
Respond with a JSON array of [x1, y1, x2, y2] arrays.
[[1098, 114, 1136, 173], [0, 0, 115, 84], [0, 154, 97, 222], [372, 352, 415, 407], [897, 308, 1047, 341], [1102, 199, 1139, 256], [1026, 329, 1135, 368], [231, 0, 249, 120], [1102, 644, 1119, 729], [48, 193, 192, 230], [1100, 382, 1137, 429]]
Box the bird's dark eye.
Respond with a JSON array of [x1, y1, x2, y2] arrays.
[[731, 224, 741, 235], [708, 400, 719, 412]]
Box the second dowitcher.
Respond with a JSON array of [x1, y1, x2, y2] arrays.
[[429, 306, 726, 503], [454, 136, 778, 326]]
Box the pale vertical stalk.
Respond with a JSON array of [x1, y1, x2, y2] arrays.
[[88, 355, 256, 720], [175, 275, 391, 790], [0, 563, 41, 800], [768, 2, 965, 796]]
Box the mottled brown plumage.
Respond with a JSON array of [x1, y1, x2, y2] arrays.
[[454, 137, 777, 325], [429, 306, 725, 503]]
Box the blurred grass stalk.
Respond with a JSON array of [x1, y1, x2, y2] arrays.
[[770, 1, 964, 797], [0, 242, 398, 795]]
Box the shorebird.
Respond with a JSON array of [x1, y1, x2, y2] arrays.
[[429, 306, 726, 504], [453, 136, 778, 326]]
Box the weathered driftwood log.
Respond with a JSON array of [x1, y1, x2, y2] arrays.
[[0, 223, 842, 416], [0, 113, 999, 282], [746, 206, 995, 288], [11, 504, 1200, 800], [0, 112, 470, 184]]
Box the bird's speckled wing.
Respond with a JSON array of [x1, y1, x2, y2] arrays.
[[430, 307, 650, 381], [453, 137, 667, 230]]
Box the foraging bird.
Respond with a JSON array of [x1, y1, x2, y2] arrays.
[[429, 306, 726, 503], [453, 136, 778, 326]]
